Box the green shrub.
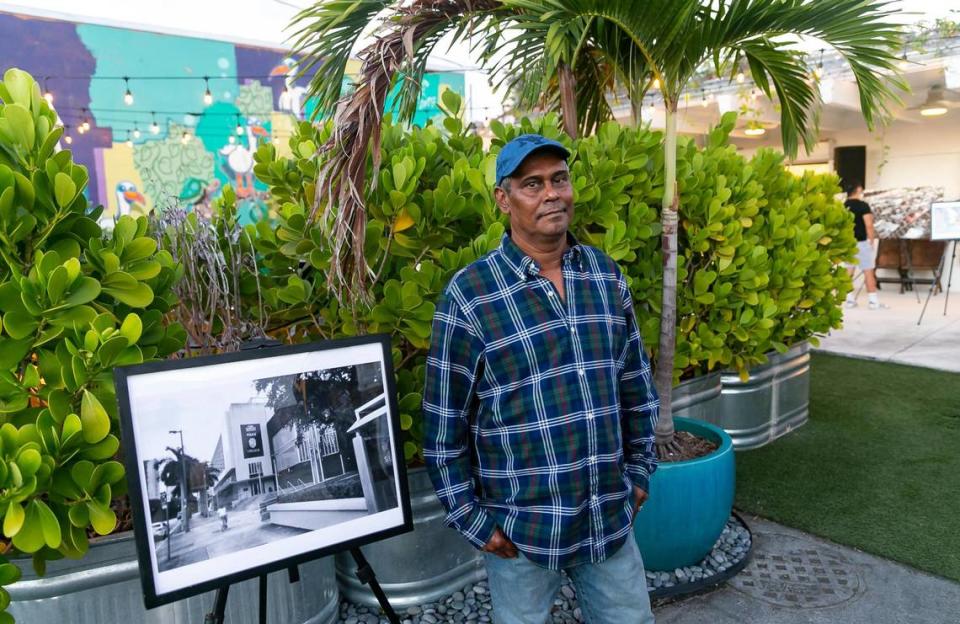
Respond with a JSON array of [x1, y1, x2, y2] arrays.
[[212, 100, 854, 463], [0, 68, 185, 621]]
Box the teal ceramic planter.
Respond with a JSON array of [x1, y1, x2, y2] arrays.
[[632, 417, 735, 571]]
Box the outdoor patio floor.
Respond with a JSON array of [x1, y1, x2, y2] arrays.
[[817, 252, 960, 372], [655, 516, 960, 624]]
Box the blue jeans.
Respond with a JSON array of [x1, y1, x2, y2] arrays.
[[483, 536, 655, 624]]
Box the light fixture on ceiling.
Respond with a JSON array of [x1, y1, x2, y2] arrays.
[[919, 85, 950, 117]]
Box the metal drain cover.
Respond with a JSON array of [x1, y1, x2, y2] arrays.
[[731, 533, 863, 608]]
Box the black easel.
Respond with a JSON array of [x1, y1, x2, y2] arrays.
[[918, 240, 957, 325], [350, 547, 401, 624], [202, 339, 400, 624], [204, 566, 300, 624]]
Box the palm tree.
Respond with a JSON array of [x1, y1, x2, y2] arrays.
[[292, 0, 904, 450]]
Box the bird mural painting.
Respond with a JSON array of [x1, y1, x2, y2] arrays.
[[219, 119, 268, 198], [271, 58, 308, 118], [116, 180, 146, 217]]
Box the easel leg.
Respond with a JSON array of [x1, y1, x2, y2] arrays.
[[204, 584, 230, 624], [944, 241, 957, 316], [351, 547, 401, 624], [259, 574, 268, 624], [919, 240, 952, 325]]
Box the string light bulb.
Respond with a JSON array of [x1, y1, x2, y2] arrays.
[[63, 125, 72, 144], [181, 131, 190, 144], [203, 77, 213, 106], [228, 135, 236, 144], [813, 48, 825, 80], [701, 89, 708, 107], [80, 109, 90, 132], [150, 112, 160, 134], [43, 78, 53, 105], [123, 77, 134, 105], [126, 130, 133, 148], [652, 77, 660, 90], [236, 116, 244, 135], [736, 71, 745, 84], [133, 124, 141, 139]]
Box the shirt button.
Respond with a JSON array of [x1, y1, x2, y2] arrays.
[[591, 495, 598, 502], [586, 411, 594, 419], [570, 327, 577, 334], [547, 291, 554, 297], [578, 369, 585, 376]]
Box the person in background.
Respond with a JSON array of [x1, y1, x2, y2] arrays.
[[844, 180, 886, 310]]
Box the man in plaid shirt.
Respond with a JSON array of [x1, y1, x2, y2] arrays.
[[424, 134, 659, 623]]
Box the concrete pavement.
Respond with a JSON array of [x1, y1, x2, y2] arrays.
[[655, 516, 960, 624], [817, 252, 960, 373]]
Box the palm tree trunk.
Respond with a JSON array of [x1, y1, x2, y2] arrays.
[[558, 62, 579, 139], [654, 101, 679, 448]]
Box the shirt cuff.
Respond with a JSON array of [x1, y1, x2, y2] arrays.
[[448, 503, 498, 550], [625, 465, 652, 494]]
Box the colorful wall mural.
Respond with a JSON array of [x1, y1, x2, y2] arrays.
[[0, 11, 466, 224]]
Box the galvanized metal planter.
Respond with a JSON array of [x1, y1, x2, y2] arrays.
[[671, 371, 723, 421], [712, 341, 811, 450], [8, 531, 339, 623], [335, 466, 485, 608]]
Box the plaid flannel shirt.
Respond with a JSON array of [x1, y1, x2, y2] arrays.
[[423, 233, 659, 570]]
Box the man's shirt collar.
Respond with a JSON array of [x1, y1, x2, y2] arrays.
[[499, 231, 584, 280]]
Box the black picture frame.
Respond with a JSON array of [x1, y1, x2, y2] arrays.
[[114, 333, 413, 609]]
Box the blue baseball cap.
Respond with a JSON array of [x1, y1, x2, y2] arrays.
[[495, 134, 570, 187]]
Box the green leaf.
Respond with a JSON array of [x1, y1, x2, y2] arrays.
[[35, 499, 61, 548], [46, 265, 70, 305], [97, 335, 129, 368], [119, 313, 142, 344], [11, 501, 45, 552], [3, 310, 38, 339], [4, 103, 35, 149], [80, 435, 119, 460], [54, 171, 77, 207], [0, 563, 20, 585], [63, 277, 101, 307], [0, 337, 32, 369], [102, 283, 154, 308], [120, 237, 157, 263], [80, 390, 110, 444], [67, 502, 89, 528], [86, 500, 116, 535], [71, 460, 94, 492], [15, 448, 41, 478], [2, 502, 24, 538]]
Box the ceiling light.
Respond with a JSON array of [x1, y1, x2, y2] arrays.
[[920, 106, 948, 117]]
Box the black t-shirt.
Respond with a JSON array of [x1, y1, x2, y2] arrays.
[[845, 198, 872, 242]]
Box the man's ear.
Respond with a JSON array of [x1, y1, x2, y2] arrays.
[[494, 186, 511, 215]]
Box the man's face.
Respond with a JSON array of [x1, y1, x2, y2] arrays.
[[495, 151, 574, 243]]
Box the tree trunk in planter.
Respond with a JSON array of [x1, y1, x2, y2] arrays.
[[8, 533, 339, 623], [335, 467, 485, 607], [712, 342, 811, 450]]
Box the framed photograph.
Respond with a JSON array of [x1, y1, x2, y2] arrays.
[[115, 334, 412, 608], [931, 201, 960, 241]]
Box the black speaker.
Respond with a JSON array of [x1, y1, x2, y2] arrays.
[[834, 146, 866, 192]]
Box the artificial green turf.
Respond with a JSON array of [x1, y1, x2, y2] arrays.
[[734, 352, 960, 582]]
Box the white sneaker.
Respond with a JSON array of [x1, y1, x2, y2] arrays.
[[845, 300, 858, 308], [868, 301, 889, 310]]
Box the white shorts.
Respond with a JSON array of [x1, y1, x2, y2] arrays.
[[848, 240, 876, 271]]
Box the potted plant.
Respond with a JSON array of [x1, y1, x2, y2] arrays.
[[714, 151, 857, 450], [0, 68, 186, 623]]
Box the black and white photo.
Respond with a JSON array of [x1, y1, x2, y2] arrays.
[[116, 336, 410, 607]]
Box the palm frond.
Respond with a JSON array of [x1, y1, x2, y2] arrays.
[[295, 0, 501, 301]]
